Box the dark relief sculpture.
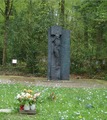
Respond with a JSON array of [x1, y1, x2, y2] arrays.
[[48, 25, 70, 80], [52, 34, 61, 67]]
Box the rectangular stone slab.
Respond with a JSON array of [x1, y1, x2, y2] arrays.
[[61, 29, 70, 80], [19, 110, 36, 115]]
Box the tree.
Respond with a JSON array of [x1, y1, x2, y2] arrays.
[[59, 0, 65, 27], [0, 0, 13, 66]]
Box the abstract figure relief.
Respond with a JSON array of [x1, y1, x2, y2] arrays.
[[52, 34, 61, 67], [48, 25, 70, 80]]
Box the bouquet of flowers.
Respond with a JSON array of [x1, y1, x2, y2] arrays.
[[16, 89, 40, 110]]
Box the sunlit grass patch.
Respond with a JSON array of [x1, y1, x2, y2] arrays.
[[0, 84, 107, 120]]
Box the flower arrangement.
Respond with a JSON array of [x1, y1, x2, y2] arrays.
[[16, 89, 40, 111]]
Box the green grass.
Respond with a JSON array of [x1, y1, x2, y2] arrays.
[[0, 84, 107, 120]]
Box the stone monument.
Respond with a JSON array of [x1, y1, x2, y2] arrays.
[[48, 25, 70, 80]]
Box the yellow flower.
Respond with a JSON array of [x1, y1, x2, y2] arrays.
[[27, 90, 33, 93]]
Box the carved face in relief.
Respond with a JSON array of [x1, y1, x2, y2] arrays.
[[51, 25, 62, 37], [54, 34, 60, 46]]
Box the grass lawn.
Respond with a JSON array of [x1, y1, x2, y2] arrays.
[[0, 83, 107, 120]]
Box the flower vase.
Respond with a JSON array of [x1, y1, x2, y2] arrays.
[[30, 104, 36, 110], [24, 104, 30, 111], [20, 105, 24, 110]]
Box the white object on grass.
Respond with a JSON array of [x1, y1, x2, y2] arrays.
[[0, 109, 12, 113]]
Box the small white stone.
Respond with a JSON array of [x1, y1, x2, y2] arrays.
[[0, 109, 12, 113]]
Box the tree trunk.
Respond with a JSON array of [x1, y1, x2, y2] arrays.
[[59, 0, 65, 27], [84, 24, 88, 48], [2, 20, 8, 66], [2, 0, 13, 66], [96, 24, 104, 58]]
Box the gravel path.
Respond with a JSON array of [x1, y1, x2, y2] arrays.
[[0, 75, 107, 88]]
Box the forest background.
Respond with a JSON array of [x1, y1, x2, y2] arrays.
[[0, 0, 107, 79]]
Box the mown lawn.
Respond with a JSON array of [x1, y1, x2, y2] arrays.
[[0, 83, 107, 120]]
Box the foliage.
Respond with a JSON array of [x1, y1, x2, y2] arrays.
[[0, 0, 107, 77]]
